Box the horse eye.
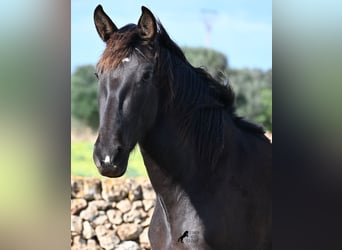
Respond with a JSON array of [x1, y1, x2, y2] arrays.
[[94, 72, 99, 79], [142, 71, 152, 81]]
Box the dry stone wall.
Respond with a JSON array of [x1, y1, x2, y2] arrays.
[[71, 176, 156, 250]]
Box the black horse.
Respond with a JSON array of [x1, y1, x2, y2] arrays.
[[93, 5, 271, 250]]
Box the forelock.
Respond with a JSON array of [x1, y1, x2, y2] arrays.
[[97, 24, 140, 73]]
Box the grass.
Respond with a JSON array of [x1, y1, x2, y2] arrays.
[[71, 141, 148, 178]]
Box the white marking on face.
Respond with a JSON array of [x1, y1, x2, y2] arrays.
[[122, 57, 130, 63], [104, 155, 110, 163]]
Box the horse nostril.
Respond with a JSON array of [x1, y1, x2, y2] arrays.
[[116, 145, 122, 154], [94, 143, 123, 168], [113, 145, 123, 160]]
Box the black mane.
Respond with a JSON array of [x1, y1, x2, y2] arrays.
[[157, 23, 235, 112], [154, 21, 268, 165]]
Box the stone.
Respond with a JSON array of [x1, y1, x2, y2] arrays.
[[87, 239, 102, 250], [71, 177, 156, 249], [147, 208, 154, 218], [102, 179, 128, 202], [114, 241, 142, 250], [93, 213, 109, 226], [128, 187, 143, 201], [141, 185, 156, 200], [82, 221, 95, 239], [89, 200, 112, 210], [131, 201, 143, 210], [123, 210, 139, 223], [139, 209, 147, 219], [95, 225, 107, 237], [126, 179, 143, 201], [107, 209, 123, 225], [139, 227, 150, 249], [71, 177, 84, 198], [142, 200, 155, 212], [104, 222, 113, 230], [117, 223, 142, 241], [72, 235, 87, 249], [71, 215, 83, 234], [83, 178, 102, 200], [71, 231, 78, 237], [97, 229, 120, 250], [79, 203, 98, 221], [116, 199, 132, 214], [123, 209, 147, 223], [71, 198, 87, 215], [141, 215, 152, 228]]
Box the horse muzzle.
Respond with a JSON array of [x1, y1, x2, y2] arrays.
[[93, 142, 129, 178]]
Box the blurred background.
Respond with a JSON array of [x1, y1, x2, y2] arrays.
[[71, 0, 272, 178]]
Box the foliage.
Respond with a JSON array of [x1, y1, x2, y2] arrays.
[[182, 47, 228, 79], [182, 47, 272, 131], [256, 87, 272, 130], [227, 68, 272, 131], [71, 65, 99, 129]]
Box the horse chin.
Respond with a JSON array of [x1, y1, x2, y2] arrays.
[[97, 162, 128, 178], [94, 145, 133, 178]]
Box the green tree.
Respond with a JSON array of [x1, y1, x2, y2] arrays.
[[255, 87, 272, 130], [227, 68, 272, 131], [71, 65, 99, 129], [182, 47, 228, 79]]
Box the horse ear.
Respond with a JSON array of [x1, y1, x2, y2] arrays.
[[138, 6, 157, 41], [94, 5, 118, 42]]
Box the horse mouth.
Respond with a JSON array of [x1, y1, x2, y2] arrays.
[[94, 149, 130, 178], [97, 162, 128, 178]]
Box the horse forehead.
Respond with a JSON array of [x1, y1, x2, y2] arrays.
[[122, 57, 130, 63]]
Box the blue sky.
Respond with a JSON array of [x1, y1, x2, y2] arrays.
[[71, 0, 272, 72]]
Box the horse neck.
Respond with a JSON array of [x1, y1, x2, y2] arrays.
[[139, 109, 235, 193], [140, 112, 197, 182], [140, 52, 236, 192]]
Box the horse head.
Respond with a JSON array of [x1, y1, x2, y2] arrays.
[[93, 5, 159, 177]]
